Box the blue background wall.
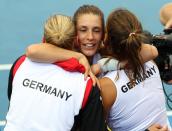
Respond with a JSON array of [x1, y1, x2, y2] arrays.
[[0, 0, 172, 121]]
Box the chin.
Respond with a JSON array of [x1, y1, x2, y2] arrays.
[[83, 51, 97, 57]]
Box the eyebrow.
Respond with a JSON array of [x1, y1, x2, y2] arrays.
[[93, 26, 102, 29], [78, 26, 87, 28], [78, 25, 102, 29]]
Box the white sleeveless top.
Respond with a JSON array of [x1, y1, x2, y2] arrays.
[[104, 61, 171, 131], [4, 58, 88, 131]]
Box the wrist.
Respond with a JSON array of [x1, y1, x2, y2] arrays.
[[77, 53, 85, 60]]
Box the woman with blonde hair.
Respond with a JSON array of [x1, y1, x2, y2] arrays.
[[5, 14, 107, 131], [44, 14, 75, 50]]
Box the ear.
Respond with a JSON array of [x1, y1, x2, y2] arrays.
[[103, 33, 110, 48], [42, 37, 46, 43], [100, 41, 105, 49]]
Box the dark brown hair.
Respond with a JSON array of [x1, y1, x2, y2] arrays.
[[106, 8, 145, 79]]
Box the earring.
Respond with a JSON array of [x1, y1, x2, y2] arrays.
[[100, 41, 105, 49], [42, 37, 46, 43]]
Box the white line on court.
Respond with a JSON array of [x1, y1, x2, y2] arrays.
[[167, 111, 172, 116], [0, 64, 12, 70], [0, 120, 6, 126]]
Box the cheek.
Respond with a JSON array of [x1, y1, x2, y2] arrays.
[[95, 36, 102, 46], [77, 33, 84, 44], [96, 33, 103, 42], [95, 43, 100, 50]]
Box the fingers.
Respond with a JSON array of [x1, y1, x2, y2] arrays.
[[160, 125, 168, 131], [88, 71, 97, 86], [148, 124, 169, 131], [148, 124, 162, 131], [84, 68, 89, 80], [77, 55, 100, 88], [83, 65, 97, 86], [86, 70, 101, 90], [95, 77, 101, 90], [154, 124, 163, 129]]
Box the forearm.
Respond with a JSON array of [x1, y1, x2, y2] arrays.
[[26, 43, 83, 63], [95, 44, 158, 73]]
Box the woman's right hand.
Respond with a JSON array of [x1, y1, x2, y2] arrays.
[[78, 54, 100, 88]]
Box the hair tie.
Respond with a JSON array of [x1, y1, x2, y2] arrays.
[[129, 32, 136, 37]]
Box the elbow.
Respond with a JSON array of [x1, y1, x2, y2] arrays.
[[25, 44, 38, 59], [151, 45, 159, 59]]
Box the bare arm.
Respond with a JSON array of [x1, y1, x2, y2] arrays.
[[91, 44, 158, 74], [99, 77, 116, 117], [140, 44, 158, 63], [26, 43, 157, 64], [26, 43, 98, 86], [26, 43, 83, 63]]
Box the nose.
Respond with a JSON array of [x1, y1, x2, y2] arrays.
[[87, 31, 94, 40]]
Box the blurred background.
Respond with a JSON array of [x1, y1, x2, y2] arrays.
[[1, 0, 172, 128]]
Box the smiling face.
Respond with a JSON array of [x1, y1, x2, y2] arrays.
[[76, 14, 103, 58]]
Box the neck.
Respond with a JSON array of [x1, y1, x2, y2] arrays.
[[87, 56, 93, 65]]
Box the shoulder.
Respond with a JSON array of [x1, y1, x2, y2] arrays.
[[11, 55, 26, 77], [144, 60, 157, 67], [92, 53, 102, 64], [99, 77, 117, 116]]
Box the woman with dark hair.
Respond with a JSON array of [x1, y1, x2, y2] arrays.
[[99, 8, 171, 131]]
